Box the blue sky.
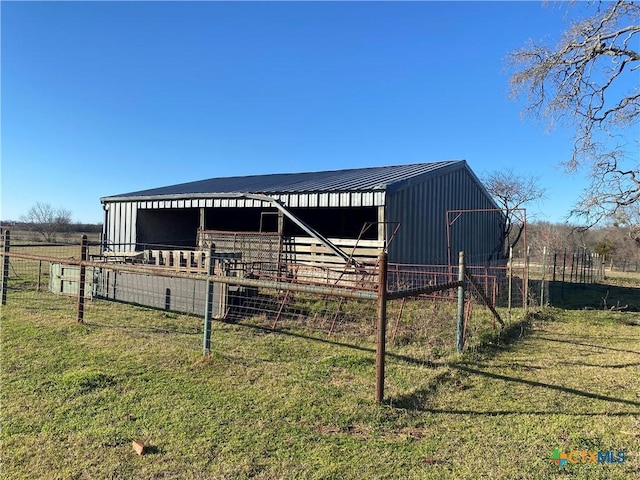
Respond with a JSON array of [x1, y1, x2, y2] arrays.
[[1, 1, 629, 224]]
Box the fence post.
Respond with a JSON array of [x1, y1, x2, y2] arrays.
[[37, 260, 43, 292], [508, 246, 513, 323], [375, 250, 388, 404], [524, 246, 530, 315], [456, 251, 466, 353], [1, 230, 10, 305], [76, 235, 88, 323], [540, 246, 547, 307], [561, 248, 567, 298], [203, 247, 215, 356]]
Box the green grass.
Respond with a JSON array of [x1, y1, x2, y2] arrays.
[[549, 280, 640, 311], [1, 292, 639, 479]]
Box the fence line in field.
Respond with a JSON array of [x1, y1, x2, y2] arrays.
[[1, 231, 544, 403]]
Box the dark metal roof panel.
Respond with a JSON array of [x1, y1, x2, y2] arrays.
[[101, 161, 462, 201]]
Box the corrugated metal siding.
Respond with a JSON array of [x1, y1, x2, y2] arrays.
[[127, 191, 386, 210], [386, 166, 503, 265], [101, 161, 502, 263], [105, 202, 137, 252]]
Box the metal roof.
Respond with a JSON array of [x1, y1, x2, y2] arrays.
[[101, 160, 463, 202]]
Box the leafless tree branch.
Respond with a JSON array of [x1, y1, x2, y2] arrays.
[[508, 1, 639, 226]]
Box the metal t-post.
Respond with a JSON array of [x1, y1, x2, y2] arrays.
[[203, 247, 215, 356], [1, 230, 10, 305], [77, 235, 88, 323]]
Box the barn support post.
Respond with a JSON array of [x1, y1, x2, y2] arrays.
[[203, 247, 215, 356], [1, 230, 10, 305], [456, 251, 466, 353], [375, 250, 388, 404], [76, 235, 88, 323]]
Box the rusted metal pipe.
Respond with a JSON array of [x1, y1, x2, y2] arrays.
[[3, 251, 378, 300]]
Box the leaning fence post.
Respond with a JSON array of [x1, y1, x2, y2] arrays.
[[76, 235, 88, 323], [1, 230, 10, 305], [375, 250, 388, 404], [203, 247, 215, 356], [456, 251, 466, 353]]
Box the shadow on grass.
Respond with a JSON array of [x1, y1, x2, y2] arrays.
[[390, 312, 640, 413], [548, 281, 640, 311], [452, 363, 640, 407], [390, 359, 640, 414], [537, 335, 640, 356]]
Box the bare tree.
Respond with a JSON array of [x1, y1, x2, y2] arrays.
[[507, 0, 639, 226], [612, 203, 640, 243], [482, 169, 546, 254], [21, 202, 72, 242]]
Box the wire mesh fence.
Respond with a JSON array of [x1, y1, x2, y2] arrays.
[[1, 232, 551, 403], [3, 232, 510, 343], [3, 230, 570, 400]]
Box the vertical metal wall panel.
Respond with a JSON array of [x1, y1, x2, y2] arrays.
[[129, 203, 138, 250], [386, 165, 503, 265], [112, 203, 122, 252], [106, 203, 114, 249], [122, 202, 130, 248], [104, 204, 110, 249], [103, 202, 138, 252]]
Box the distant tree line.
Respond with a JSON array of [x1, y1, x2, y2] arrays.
[[1, 202, 102, 243], [525, 218, 640, 270]]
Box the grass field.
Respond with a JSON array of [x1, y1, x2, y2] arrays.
[[1, 291, 639, 479]]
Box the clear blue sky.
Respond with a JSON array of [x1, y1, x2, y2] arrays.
[[0, 1, 622, 224]]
